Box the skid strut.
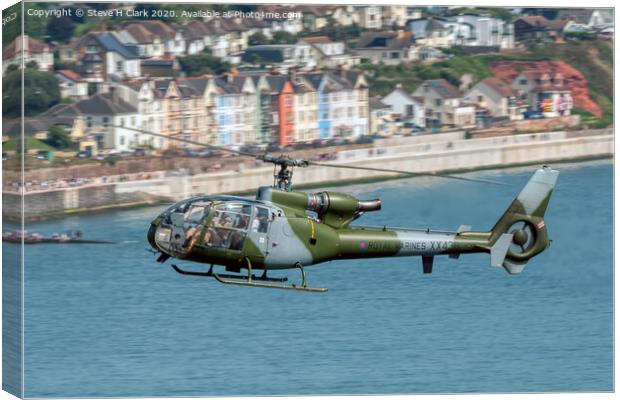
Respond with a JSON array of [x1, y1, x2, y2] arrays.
[[170, 264, 288, 282], [170, 258, 327, 292]]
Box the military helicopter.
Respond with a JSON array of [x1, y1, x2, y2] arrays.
[[125, 126, 559, 293]]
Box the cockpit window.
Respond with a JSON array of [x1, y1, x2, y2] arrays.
[[160, 198, 212, 253], [253, 206, 271, 233], [204, 203, 251, 251]]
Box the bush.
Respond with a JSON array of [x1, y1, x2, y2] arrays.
[[2, 62, 61, 117], [178, 49, 231, 76]]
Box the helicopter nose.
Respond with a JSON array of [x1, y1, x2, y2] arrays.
[[147, 222, 158, 249], [147, 214, 164, 249]]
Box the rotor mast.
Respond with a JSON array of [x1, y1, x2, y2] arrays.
[[258, 154, 309, 192]]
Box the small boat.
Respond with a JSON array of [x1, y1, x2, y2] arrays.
[[2, 230, 113, 244]]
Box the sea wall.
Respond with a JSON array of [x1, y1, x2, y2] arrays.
[[3, 130, 613, 221]]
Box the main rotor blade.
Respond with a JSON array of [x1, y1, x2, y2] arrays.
[[110, 125, 258, 157], [112, 125, 506, 185], [310, 162, 508, 186]]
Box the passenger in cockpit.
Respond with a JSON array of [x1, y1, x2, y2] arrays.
[[229, 231, 244, 250], [204, 227, 223, 247], [234, 213, 249, 229]]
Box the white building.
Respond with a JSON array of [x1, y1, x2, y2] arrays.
[[444, 14, 515, 49], [50, 91, 142, 152], [381, 85, 426, 128], [56, 70, 89, 101], [2, 35, 54, 72]]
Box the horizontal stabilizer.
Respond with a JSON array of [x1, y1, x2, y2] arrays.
[[490, 233, 513, 267]]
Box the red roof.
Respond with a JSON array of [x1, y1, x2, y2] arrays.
[[57, 69, 85, 82], [302, 36, 334, 44]]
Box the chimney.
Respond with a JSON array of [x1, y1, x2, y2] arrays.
[[109, 86, 117, 103]]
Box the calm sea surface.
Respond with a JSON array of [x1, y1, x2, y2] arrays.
[[6, 160, 613, 397]]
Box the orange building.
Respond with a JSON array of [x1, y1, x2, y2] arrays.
[[278, 80, 295, 145]]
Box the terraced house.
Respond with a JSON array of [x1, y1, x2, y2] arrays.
[[290, 75, 319, 143], [214, 75, 257, 146], [53, 68, 370, 152], [323, 71, 369, 138]]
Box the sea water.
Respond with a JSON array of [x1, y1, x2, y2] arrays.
[[5, 160, 612, 396]]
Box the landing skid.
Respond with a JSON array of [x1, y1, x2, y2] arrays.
[[170, 259, 328, 293]]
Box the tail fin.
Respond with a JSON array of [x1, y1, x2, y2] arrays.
[[490, 166, 559, 274]]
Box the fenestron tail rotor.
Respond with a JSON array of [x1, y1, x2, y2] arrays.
[[507, 220, 536, 256], [112, 125, 507, 188]]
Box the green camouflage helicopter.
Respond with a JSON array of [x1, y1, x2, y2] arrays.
[[132, 127, 559, 293]]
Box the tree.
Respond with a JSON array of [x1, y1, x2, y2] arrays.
[[45, 126, 72, 150], [3, 63, 61, 117], [271, 31, 298, 44], [178, 49, 231, 76], [249, 32, 270, 46], [47, 16, 75, 43]]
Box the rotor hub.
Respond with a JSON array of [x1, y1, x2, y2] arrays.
[[513, 229, 528, 246]]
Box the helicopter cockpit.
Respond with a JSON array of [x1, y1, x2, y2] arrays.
[[151, 196, 275, 257], [155, 197, 214, 255]]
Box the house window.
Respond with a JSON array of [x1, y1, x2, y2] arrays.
[[103, 117, 109, 127], [391, 52, 400, 59], [406, 104, 414, 116], [434, 99, 442, 107], [86, 45, 98, 53], [120, 117, 125, 127], [116, 61, 123, 72], [131, 116, 136, 126], [120, 136, 125, 146], [86, 116, 92, 128], [477, 95, 483, 103], [519, 79, 527, 85]]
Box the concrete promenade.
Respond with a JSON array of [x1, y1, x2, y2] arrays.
[[3, 128, 613, 221]]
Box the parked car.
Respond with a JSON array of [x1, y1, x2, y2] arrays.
[[523, 111, 544, 120], [326, 137, 348, 147], [354, 135, 375, 144], [312, 138, 328, 148], [266, 142, 281, 152], [240, 144, 262, 155]]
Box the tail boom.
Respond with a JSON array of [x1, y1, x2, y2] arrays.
[[336, 166, 558, 275]]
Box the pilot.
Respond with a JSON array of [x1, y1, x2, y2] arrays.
[[184, 224, 203, 250]]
